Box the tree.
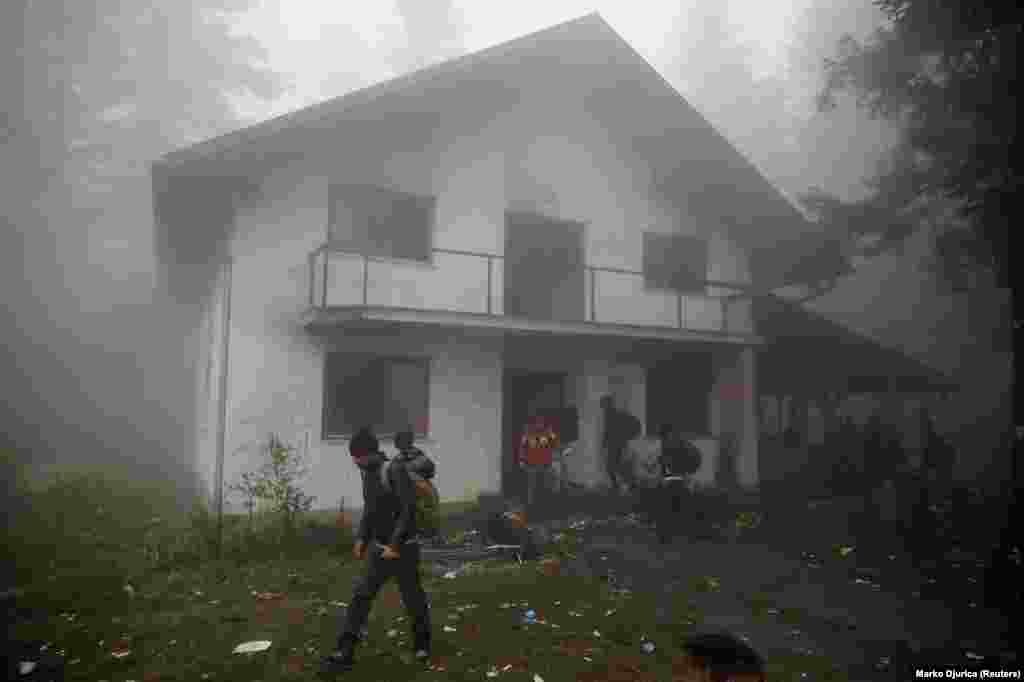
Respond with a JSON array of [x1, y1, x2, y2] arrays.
[[1, 2, 284, 491], [816, 0, 1021, 290]]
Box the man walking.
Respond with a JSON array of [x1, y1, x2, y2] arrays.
[[320, 426, 431, 675]]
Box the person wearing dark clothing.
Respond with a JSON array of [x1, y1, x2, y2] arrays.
[[321, 427, 431, 675], [601, 395, 641, 494], [393, 429, 436, 481], [654, 424, 702, 544]]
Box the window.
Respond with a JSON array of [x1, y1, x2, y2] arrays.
[[642, 232, 708, 293], [323, 353, 430, 439], [328, 184, 434, 262]]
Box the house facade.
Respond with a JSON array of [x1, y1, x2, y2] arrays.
[[153, 14, 820, 512]]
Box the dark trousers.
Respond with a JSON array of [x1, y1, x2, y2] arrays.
[[656, 478, 692, 543], [339, 541, 430, 648], [606, 443, 631, 492]]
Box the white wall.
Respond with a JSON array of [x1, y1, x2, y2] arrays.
[[197, 78, 761, 507], [316, 85, 752, 333]]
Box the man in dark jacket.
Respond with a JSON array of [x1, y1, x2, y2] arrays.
[[655, 424, 701, 544], [321, 426, 431, 675]]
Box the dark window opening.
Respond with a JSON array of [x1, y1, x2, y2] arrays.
[[323, 353, 430, 439], [328, 184, 434, 262], [642, 232, 708, 293]]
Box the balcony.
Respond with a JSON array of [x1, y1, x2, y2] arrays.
[[306, 244, 756, 339]]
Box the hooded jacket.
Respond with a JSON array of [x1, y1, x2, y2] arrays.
[[394, 446, 436, 480], [354, 451, 419, 547]]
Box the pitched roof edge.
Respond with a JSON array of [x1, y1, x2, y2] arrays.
[[156, 12, 606, 172]]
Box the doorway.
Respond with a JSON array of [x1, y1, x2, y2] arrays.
[[501, 370, 568, 501], [504, 211, 585, 322], [646, 351, 713, 437]]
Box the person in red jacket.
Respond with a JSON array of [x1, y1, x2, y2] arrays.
[[518, 413, 560, 510]]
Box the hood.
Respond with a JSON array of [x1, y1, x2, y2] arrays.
[[357, 452, 388, 471]]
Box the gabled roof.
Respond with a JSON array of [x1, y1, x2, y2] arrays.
[[155, 13, 818, 287]]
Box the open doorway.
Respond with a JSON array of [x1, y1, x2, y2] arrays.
[[501, 370, 568, 501], [646, 351, 713, 437]]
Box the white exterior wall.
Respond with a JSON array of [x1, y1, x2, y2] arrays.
[[195, 80, 759, 507], [319, 89, 753, 331], [710, 347, 759, 488]]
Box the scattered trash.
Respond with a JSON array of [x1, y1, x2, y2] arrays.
[[593, 630, 602, 638], [123, 584, 135, 598], [486, 671, 498, 678], [386, 629, 398, 638], [583, 656, 592, 662], [443, 571, 459, 580], [111, 649, 132, 659], [328, 601, 348, 608], [965, 651, 983, 660], [835, 545, 855, 558], [233, 641, 272, 654], [875, 656, 891, 670], [533, 675, 545, 682], [641, 638, 656, 654], [604, 609, 616, 616], [252, 591, 284, 601], [18, 661, 36, 676]]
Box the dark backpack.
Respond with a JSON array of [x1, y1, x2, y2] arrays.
[[664, 439, 702, 477], [379, 457, 441, 539]]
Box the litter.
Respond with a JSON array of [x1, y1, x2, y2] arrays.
[[534, 675, 545, 682], [593, 630, 602, 638], [18, 662, 36, 675], [329, 601, 348, 607], [641, 640, 656, 654], [252, 591, 284, 601], [965, 652, 983, 660], [443, 626, 457, 633], [111, 650, 132, 659], [387, 629, 398, 638], [443, 571, 459, 579], [233, 641, 272, 654]]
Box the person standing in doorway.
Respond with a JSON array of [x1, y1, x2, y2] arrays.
[[600, 395, 641, 494], [517, 413, 559, 512]]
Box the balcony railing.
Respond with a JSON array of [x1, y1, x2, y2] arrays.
[[308, 244, 754, 335]]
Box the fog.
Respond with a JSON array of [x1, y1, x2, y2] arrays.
[[2, 0, 1010, 504]]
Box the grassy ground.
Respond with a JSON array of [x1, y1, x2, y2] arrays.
[[9, 547, 840, 682]]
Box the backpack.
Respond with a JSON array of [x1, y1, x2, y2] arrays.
[[379, 457, 441, 539], [664, 439, 702, 477]]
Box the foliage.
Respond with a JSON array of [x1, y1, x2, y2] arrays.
[[815, 0, 1021, 290], [230, 434, 317, 550]]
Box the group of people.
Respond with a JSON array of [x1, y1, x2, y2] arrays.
[[516, 395, 704, 544], [318, 413, 744, 677]]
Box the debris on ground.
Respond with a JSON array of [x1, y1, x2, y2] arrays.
[[232, 641, 272, 654]]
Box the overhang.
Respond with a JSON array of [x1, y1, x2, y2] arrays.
[[302, 305, 763, 347], [754, 295, 959, 395]]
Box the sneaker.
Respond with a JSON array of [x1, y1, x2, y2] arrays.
[[414, 648, 431, 663], [319, 638, 356, 676], [318, 650, 354, 675]]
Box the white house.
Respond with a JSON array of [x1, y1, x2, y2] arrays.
[[152, 14, 824, 512]]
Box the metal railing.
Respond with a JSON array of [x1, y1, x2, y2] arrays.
[[309, 243, 754, 334]]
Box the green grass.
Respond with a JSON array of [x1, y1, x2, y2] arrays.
[[4, 457, 852, 681], [10, 551, 703, 681]]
